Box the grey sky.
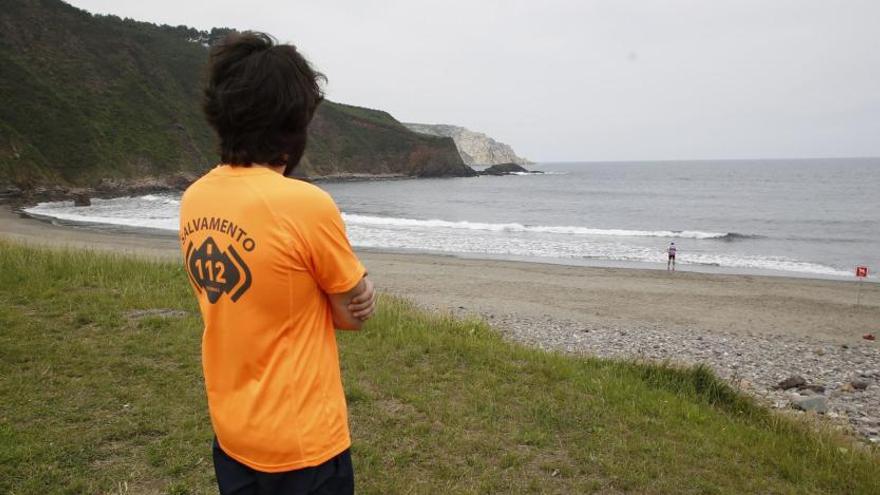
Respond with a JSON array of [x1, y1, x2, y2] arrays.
[[68, 0, 880, 162]]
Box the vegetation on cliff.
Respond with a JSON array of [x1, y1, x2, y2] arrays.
[[304, 103, 474, 178], [0, 0, 472, 189]]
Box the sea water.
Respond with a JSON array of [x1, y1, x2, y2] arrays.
[[24, 158, 880, 280]]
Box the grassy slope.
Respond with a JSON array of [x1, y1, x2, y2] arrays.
[[0, 0, 468, 187], [0, 241, 877, 494]]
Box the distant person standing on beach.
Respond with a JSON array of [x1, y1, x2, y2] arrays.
[[178, 32, 374, 495], [667, 242, 677, 271]]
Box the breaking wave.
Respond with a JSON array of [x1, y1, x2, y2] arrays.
[[342, 213, 754, 240]]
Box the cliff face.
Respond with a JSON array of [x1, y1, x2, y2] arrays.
[[0, 0, 472, 190], [403, 123, 531, 166], [301, 104, 475, 178]]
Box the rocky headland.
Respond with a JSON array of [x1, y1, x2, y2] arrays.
[[404, 123, 531, 166]]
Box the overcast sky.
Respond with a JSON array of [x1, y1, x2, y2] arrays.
[[68, 0, 880, 162]]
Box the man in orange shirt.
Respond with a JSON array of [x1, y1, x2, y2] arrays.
[[179, 32, 375, 494]]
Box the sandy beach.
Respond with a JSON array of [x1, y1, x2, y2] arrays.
[[2, 205, 879, 440], [3, 205, 876, 342]]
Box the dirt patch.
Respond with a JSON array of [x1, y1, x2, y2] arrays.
[[376, 396, 419, 418]]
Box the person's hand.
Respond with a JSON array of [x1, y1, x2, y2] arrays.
[[348, 276, 376, 321]]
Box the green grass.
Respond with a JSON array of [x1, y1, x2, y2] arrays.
[[0, 240, 878, 494]]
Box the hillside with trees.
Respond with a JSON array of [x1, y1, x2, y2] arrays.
[[0, 0, 473, 190]]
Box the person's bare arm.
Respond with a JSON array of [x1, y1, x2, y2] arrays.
[[328, 276, 376, 330], [348, 276, 376, 321]]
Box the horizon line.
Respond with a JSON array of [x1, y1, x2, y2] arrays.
[[530, 156, 880, 165]]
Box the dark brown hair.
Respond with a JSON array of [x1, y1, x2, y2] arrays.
[[203, 32, 324, 174]]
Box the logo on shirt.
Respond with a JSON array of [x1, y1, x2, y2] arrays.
[[185, 236, 252, 303]]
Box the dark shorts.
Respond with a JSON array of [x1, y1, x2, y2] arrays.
[[212, 438, 354, 495], [668, 254, 675, 260]]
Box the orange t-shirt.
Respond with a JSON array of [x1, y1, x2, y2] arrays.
[[178, 165, 365, 472]]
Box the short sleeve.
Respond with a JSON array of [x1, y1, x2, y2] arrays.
[[301, 194, 366, 294]]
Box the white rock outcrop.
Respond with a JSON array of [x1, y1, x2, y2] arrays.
[[404, 123, 531, 166]]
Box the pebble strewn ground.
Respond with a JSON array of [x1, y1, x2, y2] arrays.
[[443, 306, 880, 443]]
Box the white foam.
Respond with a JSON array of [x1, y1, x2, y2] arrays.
[[24, 208, 179, 231], [346, 224, 855, 278], [342, 213, 731, 239], [24, 194, 180, 231], [138, 194, 180, 205]]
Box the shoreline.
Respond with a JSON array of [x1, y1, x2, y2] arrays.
[[2, 203, 877, 342], [11, 201, 873, 284], [1, 204, 878, 441]]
